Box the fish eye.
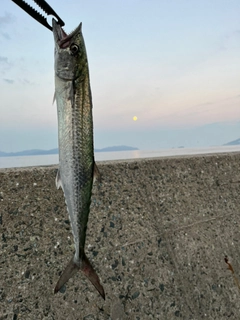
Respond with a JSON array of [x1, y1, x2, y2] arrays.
[[70, 43, 79, 55]]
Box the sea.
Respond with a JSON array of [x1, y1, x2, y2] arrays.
[[0, 145, 239, 169]]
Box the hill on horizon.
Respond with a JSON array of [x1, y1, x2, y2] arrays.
[[223, 138, 240, 146], [0, 145, 138, 157]]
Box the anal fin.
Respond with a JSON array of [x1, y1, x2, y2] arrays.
[[93, 162, 101, 183], [55, 169, 62, 190]]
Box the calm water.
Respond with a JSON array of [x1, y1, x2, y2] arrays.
[[0, 145, 239, 169]]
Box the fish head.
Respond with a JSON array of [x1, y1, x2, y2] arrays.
[[52, 19, 86, 80]]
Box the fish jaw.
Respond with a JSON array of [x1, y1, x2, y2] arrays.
[[52, 18, 84, 81], [52, 18, 82, 49]]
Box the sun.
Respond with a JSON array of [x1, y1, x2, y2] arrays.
[[133, 116, 138, 121]]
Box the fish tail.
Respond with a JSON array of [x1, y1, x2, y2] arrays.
[[81, 252, 105, 300], [54, 254, 105, 300], [54, 257, 79, 294]]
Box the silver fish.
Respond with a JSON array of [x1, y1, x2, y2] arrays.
[[52, 18, 105, 299]]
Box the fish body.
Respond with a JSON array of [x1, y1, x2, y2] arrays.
[[52, 19, 104, 299]]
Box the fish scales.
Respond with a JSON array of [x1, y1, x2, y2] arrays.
[[56, 71, 93, 250], [52, 18, 104, 299]]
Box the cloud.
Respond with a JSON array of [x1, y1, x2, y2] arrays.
[[1, 32, 10, 40], [19, 78, 35, 86], [219, 29, 240, 51], [225, 29, 240, 40], [0, 56, 9, 64], [0, 13, 14, 28], [3, 78, 14, 84], [0, 56, 12, 74], [2, 77, 35, 85]]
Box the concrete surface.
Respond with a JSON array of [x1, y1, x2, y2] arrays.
[[1, 152, 240, 320]]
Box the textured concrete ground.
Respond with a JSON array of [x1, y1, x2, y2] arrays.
[[1, 152, 240, 319]]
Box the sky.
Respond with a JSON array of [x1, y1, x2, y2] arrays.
[[0, 0, 240, 152]]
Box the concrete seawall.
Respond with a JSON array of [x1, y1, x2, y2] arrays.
[[1, 152, 240, 320]]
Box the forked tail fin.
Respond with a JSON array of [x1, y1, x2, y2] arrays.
[[81, 252, 105, 300], [54, 254, 105, 300], [54, 257, 79, 294]]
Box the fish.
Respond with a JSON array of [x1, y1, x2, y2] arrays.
[[52, 18, 105, 299]]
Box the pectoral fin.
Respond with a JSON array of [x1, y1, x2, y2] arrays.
[[52, 91, 56, 105]]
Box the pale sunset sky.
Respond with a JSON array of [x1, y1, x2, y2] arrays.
[[0, 0, 240, 152]]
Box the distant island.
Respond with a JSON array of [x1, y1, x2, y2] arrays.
[[95, 146, 138, 152], [223, 138, 240, 146], [0, 145, 138, 157], [0, 148, 59, 157]]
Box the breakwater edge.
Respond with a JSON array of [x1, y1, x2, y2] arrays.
[[1, 151, 240, 319]]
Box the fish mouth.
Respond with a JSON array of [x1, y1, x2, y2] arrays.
[[52, 18, 82, 49]]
